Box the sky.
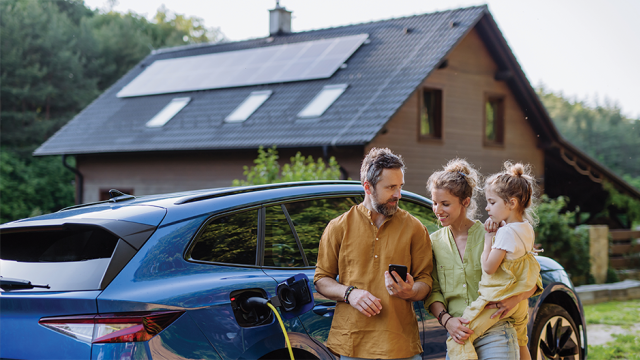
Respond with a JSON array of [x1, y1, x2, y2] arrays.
[[84, 0, 640, 119]]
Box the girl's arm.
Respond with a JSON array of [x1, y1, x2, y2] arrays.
[[482, 232, 506, 274]]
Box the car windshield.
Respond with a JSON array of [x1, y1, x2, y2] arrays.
[[0, 228, 119, 292]]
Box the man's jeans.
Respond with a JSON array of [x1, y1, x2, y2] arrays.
[[340, 355, 421, 360], [446, 321, 519, 360]]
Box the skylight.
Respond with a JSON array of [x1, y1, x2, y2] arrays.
[[145, 97, 190, 128], [225, 90, 272, 122], [298, 84, 348, 118]]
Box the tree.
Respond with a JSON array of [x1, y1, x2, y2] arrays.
[[233, 146, 342, 186], [0, 0, 225, 223]]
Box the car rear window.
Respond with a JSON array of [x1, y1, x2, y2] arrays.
[[0, 228, 121, 291]]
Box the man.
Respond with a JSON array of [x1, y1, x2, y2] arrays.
[[314, 148, 433, 360]]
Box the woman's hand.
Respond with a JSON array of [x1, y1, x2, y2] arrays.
[[444, 315, 474, 344], [486, 294, 523, 319]]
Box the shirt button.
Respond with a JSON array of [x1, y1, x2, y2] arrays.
[[463, 284, 467, 288], [375, 255, 378, 258], [370, 222, 373, 225], [376, 237, 379, 240]]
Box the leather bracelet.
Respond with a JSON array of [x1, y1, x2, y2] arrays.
[[437, 309, 449, 325], [344, 286, 357, 304], [443, 314, 453, 330]]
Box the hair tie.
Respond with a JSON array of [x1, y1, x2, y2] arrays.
[[457, 171, 467, 177]]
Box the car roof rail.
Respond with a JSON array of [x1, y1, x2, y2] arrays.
[[175, 180, 362, 205]]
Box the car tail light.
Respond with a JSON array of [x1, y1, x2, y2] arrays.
[[39, 311, 183, 343]]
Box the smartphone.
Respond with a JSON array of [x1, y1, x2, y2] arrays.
[[389, 264, 408, 283]]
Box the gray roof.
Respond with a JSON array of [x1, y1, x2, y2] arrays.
[[34, 6, 487, 155]]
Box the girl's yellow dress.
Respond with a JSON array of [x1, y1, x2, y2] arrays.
[[447, 221, 541, 360]]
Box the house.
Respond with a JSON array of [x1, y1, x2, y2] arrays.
[[35, 5, 640, 228]]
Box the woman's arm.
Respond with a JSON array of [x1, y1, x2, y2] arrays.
[[487, 284, 538, 319], [429, 302, 473, 345]]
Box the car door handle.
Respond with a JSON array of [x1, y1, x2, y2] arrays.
[[312, 302, 336, 316]]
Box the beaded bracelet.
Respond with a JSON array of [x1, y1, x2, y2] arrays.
[[344, 285, 357, 304]]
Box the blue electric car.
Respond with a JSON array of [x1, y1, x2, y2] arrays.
[[0, 181, 586, 359]]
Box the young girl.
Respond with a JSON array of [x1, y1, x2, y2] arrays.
[[427, 159, 540, 360], [446, 161, 541, 360]]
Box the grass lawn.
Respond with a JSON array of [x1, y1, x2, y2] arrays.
[[584, 299, 640, 360]]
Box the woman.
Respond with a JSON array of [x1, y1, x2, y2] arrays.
[[424, 159, 541, 360]]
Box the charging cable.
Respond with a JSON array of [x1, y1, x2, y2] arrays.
[[267, 302, 294, 360]]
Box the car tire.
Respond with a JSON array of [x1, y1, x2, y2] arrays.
[[530, 303, 583, 360]]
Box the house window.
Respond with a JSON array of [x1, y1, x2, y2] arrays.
[[225, 90, 272, 122], [145, 97, 190, 128], [298, 84, 348, 118], [419, 88, 442, 140], [484, 95, 505, 145], [100, 188, 134, 201]]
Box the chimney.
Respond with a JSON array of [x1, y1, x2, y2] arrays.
[[269, 1, 292, 36]]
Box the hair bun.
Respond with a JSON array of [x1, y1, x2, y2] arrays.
[[507, 162, 525, 177]]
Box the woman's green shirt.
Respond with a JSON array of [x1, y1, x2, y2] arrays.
[[425, 220, 485, 318]]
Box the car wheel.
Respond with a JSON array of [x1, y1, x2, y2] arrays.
[[530, 303, 583, 360]]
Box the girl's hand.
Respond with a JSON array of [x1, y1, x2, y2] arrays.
[[484, 218, 499, 233], [444, 316, 474, 344]]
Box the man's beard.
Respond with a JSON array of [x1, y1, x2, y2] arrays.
[[371, 190, 399, 217]]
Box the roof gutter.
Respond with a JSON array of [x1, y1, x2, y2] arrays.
[[62, 155, 83, 205]]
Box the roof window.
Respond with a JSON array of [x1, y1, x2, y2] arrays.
[[298, 84, 347, 118], [145, 97, 190, 128], [225, 90, 272, 122]]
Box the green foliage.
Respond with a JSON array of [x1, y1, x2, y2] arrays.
[[233, 146, 342, 186], [0, 149, 75, 223], [535, 195, 592, 285], [0, 0, 224, 222], [538, 87, 640, 180], [603, 181, 640, 226]]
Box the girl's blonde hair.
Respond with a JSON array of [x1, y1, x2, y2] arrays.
[[427, 158, 482, 219], [485, 161, 539, 227]]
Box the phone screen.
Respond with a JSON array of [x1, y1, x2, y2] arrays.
[[389, 264, 408, 283]]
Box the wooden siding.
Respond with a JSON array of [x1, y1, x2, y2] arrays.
[[77, 147, 364, 203], [368, 28, 544, 198]]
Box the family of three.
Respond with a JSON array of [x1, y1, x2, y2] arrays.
[[314, 148, 543, 360]]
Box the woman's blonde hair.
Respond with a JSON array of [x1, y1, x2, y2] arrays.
[[427, 158, 482, 219], [485, 161, 539, 227]]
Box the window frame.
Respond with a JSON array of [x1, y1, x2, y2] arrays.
[[483, 93, 505, 147], [184, 205, 263, 268], [417, 87, 443, 141]]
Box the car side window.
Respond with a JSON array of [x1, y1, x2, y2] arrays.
[[284, 196, 362, 266], [398, 200, 441, 234], [264, 205, 305, 268], [189, 209, 258, 265]]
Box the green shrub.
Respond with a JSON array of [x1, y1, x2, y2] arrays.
[[536, 195, 592, 285]]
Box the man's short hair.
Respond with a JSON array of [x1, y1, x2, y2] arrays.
[[360, 148, 406, 188]]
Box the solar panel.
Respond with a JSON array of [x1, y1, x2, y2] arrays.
[[117, 34, 369, 98]]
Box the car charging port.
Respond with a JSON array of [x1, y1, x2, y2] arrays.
[[229, 289, 273, 328]]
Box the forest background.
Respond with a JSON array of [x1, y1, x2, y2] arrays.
[[1, 0, 639, 224]]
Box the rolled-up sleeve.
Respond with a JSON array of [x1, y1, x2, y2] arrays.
[[314, 220, 341, 284], [411, 225, 433, 291], [424, 254, 445, 314]]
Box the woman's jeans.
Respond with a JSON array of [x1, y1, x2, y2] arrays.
[[446, 321, 519, 360]]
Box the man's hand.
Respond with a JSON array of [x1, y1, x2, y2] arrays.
[[384, 271, 416, 300], [444, 316, 474, 344], [348, 289, 382, 317]]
